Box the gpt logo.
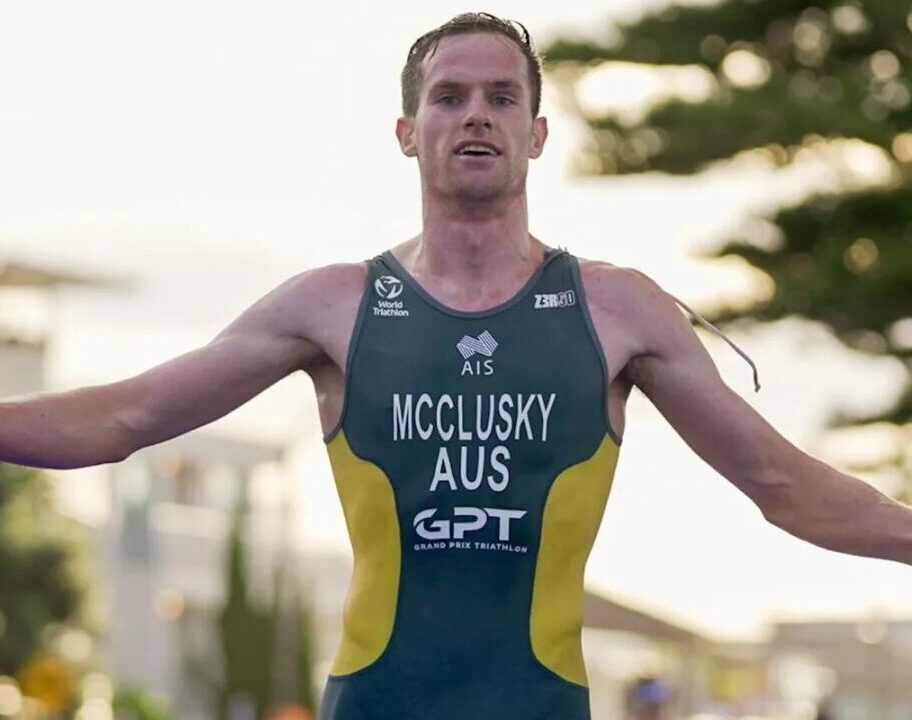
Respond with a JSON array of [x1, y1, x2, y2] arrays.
[[457, 330, 497, 376], [413, 506, 526, 541], [374, 275, 403, 300]]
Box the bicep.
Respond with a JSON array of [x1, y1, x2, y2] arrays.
[[624, 274, 799, 519], [116, 271, 329, 455]]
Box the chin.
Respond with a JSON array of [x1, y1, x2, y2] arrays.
[[456, 190, 506, 203], [453, 181, 509, 201]]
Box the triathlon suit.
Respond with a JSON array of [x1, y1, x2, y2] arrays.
[[318, 245, 759, 720]]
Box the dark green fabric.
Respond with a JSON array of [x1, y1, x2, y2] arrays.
[[320, 246, 621, 720]]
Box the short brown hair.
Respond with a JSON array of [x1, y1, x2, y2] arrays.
[[401, 12, 543, 118]]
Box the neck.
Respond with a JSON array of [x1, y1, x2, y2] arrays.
[[411, 191, 540, 283]]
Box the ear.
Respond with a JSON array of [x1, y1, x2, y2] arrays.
[[528, 116, 548, 159], [396, 116, 418, 157]]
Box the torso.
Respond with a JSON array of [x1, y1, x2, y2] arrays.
[[314, 242, 631, 718], [302, 242, 639, 441]]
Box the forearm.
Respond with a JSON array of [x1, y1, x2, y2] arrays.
[[770, 454, 912, 567], [0, 386, 130, 470]]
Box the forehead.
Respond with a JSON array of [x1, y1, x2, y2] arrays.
[[421, 33, 527, 90]]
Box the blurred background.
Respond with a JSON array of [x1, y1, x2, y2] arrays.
[[2, 0, 912, 718]]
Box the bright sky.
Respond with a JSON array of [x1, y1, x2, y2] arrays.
[[3, 0, 912, 642]]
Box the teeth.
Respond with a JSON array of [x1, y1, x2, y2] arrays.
[[459, 145, 495, 155]]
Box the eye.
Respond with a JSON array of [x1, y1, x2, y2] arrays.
[[437, 95, 459, 104], [494, 96, 515, 105]]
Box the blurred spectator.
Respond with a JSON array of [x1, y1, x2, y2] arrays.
[[266, 706, 312, 720], [624, 676, 673, 720]]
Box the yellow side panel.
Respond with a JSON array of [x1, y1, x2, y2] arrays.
[[326, 431, 401, 675], [530, 435, 621, 687]]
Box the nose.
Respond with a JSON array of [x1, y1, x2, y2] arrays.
[[462, 92, 492, 129]]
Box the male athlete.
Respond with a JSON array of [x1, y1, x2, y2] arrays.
[[2, 12, 911, 720]]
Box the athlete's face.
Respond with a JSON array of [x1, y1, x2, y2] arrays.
[[396, 32, 548, 203]]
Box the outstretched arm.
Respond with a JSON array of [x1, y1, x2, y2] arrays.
[[0, 263, 364, 470], [606, 266, 912, 567]]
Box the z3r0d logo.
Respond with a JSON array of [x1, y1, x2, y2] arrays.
[[374, 275, 403, 300], [534, 290, 575, 309]]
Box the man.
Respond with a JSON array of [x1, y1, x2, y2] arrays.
[[1, 11, 910, 720]]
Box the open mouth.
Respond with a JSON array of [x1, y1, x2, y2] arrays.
[[454, 144, 501, 158]]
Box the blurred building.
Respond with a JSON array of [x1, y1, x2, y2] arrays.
[[768, 618, 912, 720], [582, 608, 912, 720], [0, 258, 123, 396], [97, 432, 290, 719]]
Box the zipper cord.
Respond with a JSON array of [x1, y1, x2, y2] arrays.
[[625, 268, 761, 392], [671, 292, 761, 392]]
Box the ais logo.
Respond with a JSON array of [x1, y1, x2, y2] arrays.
[[413, 506, 526, 541], [457, 330, 497, 376]]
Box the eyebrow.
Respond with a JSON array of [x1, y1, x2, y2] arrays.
[[428, 79, 524, 93]]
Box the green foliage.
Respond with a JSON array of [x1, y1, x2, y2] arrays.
[[217, 497, 277, 720], [544, 0, 911, 174], [215, 494, 319, 719], [112, 685, 175, 720], [543, 0, 912, 499], [294, 589, 319, 713], [0, 462, 94, 675]]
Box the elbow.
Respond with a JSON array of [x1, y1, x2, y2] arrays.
[[755, 481, 814, 540], [756, 465, 792, 525], [746, 437, 824, 530], [745, 454, 801, 530], [110, 397, 151, 465], [752, 452, 863, 548], [758, 497, 792, 531], [107, 444, 132, 466], [102, 418, 138, 467], [110, 427, 138, 465]]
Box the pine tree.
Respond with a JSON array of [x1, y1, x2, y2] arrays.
[[292, 582, 319, 715], [543, 0, 912, 499], [217, 493, 276, 720], [266, 562, 319, 719], [215, 488, 320, 720]]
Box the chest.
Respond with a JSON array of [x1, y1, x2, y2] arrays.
[[307, 258, 637, 442]]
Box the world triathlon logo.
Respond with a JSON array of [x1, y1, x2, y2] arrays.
[[457, 330, 497, 376], [374, 275, 403, 300], [372, 275, 408, 317]]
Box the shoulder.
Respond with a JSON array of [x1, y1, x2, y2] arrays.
[[259, 261, 369, 344], [574, 256, 696, 378], [575, 255, 680, 329], [276, 261, 370, 320], [289, 261, 369, 298], [576, 255, 659, 299]]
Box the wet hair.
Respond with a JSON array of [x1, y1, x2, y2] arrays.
[[400, 12, 543, 118]]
